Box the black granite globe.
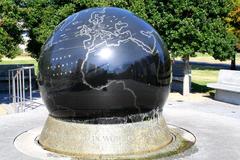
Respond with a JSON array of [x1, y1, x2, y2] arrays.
[[38, 7, 171, 122]]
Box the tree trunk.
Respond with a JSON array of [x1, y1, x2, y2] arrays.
[[230, 54, 236, 70], [182, 56, 191, 95], [182, 56, 190, 74]]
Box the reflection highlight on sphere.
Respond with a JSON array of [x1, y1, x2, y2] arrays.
[[98, 47, 113, 60]]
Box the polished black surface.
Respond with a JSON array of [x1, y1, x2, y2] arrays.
[[38, 7, 171, 121]]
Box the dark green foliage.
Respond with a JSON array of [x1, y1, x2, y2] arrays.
[[19, 0, 238, 61], [0, 0, 22, 60], [21, 0, 76, 58], [144, 0, 237, 60]]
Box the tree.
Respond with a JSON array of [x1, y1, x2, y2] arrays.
[[226, 0, 240, 69], [21, 0, 76, 59], [0, 0, 22, 60], [142, 0, 237, 94], [22, 0, 237, 66], [144, 0, 237, 65]]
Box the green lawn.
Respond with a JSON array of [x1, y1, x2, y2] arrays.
[[180, 53, 238, 94], [191, 66, 219, 94], [0, 56, 38, 75]]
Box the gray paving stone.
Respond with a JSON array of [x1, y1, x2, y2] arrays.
[[0, 99, 240, 160]]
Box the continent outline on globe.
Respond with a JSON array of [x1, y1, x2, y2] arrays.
[[38, 7, 171, 120], [43, 7, 160, 89]]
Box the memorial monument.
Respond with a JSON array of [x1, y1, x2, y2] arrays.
[[14, 7, 195, 159]]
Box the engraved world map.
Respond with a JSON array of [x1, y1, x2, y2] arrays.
[[40, 7, 166, 113]]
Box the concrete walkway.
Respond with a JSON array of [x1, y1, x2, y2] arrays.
[[0, 94, 240, 160], [163, 98, 240, 160], [0, 90, 43, 115]]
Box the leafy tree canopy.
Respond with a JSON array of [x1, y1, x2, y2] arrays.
[[20, 0, 238, 61], [20, 0, 76, 59], [144, 0, 237, 60], [227, 0, 240, 50], [0, 0, 22, 60]]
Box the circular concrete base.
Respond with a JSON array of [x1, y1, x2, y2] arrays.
[[39, 115, 173, 156], [14, 124, 195, 160]]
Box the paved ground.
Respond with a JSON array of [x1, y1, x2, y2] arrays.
[[0, 91, 43, 115], [0, 107, 48, 160], [0, 94, 240, 160], [163, 99, 240, 160]]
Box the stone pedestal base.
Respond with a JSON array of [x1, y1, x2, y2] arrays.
[[14, 114, 195, 160], [39, 115, 172, 156]]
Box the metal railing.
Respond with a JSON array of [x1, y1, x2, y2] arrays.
[[8, 66, 43, 112]]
